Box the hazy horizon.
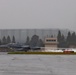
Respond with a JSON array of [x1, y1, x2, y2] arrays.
[[0, 29, 69, 43]]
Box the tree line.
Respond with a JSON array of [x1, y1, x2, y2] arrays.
[[0, 30, 76, 48], [57, 30, 76, 48], [25, 30, 76, 48], [25, 35, 44, 47], [0, 35, 44, 47], [0, 35, 15, 45]]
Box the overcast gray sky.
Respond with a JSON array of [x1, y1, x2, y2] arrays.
[[0, 0, 76, 31]]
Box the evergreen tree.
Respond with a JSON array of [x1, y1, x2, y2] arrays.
[[51, 35, 53, 38], [57, 30, 62, 47], [30, 35, 39, 47], [71, 32, 76, 45], [36, 39, 44, 47], [74, 33, 76, 45], [2, 36, 7, 45], [57, 30, 67, 48], [12, 35, 16, 43], [7, 35, 11, 44], [60, 34, 66, 48], [25, 36, 30, 45], [0, 39, 2, 45], [66, 31, 71, 47]]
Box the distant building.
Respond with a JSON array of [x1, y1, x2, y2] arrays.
[[45, 38, 58, 49]]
